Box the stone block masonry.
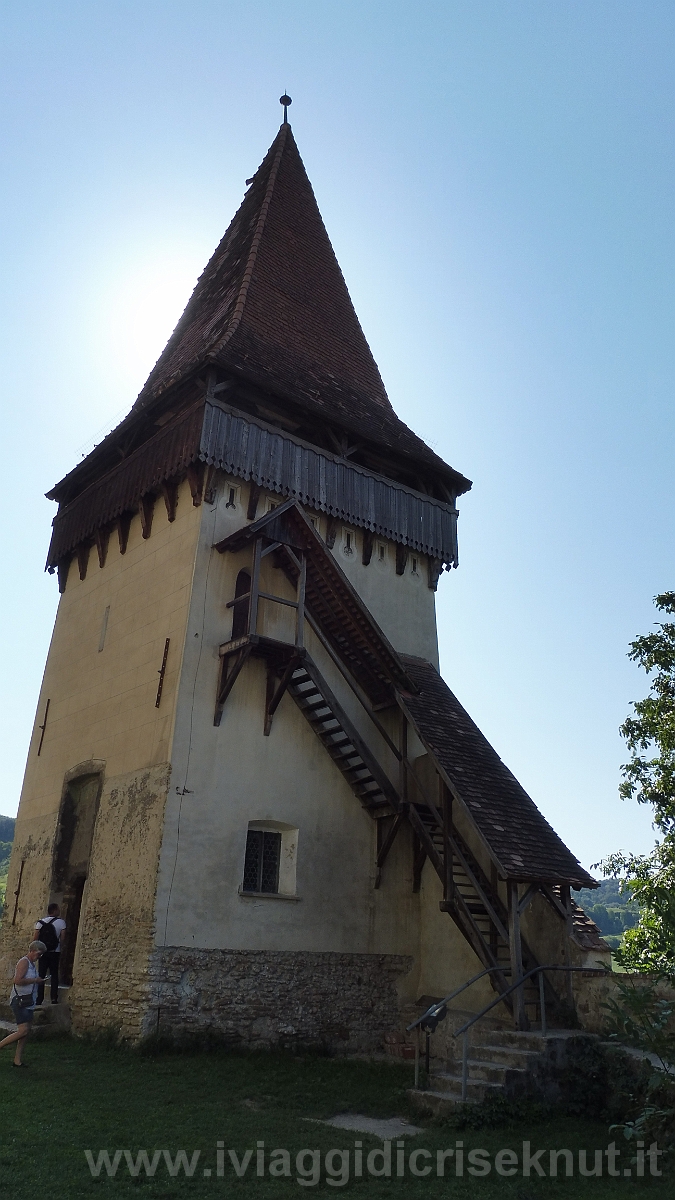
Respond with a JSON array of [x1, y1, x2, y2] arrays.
[[145, 948, 413, 1052]]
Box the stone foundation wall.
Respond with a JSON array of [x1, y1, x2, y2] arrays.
[[68, 764, 171, 1041], [144, 948, 413, 1051]]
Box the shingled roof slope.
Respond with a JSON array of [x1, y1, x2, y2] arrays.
[[132, 123, 470, 494], [398, 655, 595, 888]]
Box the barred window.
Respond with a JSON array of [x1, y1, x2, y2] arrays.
[[242, 829, 281, 893]]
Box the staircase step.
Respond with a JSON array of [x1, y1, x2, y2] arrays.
[[409, 1076, 503, 1112], [471, 1043, 543, 1070], [431, 1060, 527, 1087], [483, 1029, 550, 1051]]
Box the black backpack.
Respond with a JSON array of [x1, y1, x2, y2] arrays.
[[37, 917, 59, 952]]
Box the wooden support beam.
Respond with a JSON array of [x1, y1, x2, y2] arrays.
[[412, 836, 426, 892], [518, 883, 539, 916], [399, 713, 408, 804], [140, 494, 155, 540], [295, 553, 306, 648], [375, 812, 405, 888], [117, 512, 132, 555], [161, 478, 179, 522], [560, 884, 575, 1011], [442, 779, 453, 903], [247, 482, 262, 521], [214, 645, 252, 726], [264, 656, 300, 736], [247, 538, 262, 636], [508, 881, 528, 1030], [395, 543, 408, 576], [490, 863, 500, 958], [539, 883, 569, 922], [362, 530, 374, 566], [95, 527, 110, 569], [406, 803, 444, 878]]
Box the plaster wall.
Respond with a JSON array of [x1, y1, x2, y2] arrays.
[[153, 479, 431, 975], [0, 480, 201, 1034]]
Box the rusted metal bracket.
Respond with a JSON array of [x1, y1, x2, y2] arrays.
[[155, 639, 170, 708], [12, 860, 25, 925], [36, 698, 50, 756]]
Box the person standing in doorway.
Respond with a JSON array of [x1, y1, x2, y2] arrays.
[[35, 904, 66, 1005]]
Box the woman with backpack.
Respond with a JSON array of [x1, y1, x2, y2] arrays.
[[0, 940, 46, 1067]]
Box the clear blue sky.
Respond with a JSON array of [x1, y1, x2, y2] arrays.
[[1, 2, 672, 872]]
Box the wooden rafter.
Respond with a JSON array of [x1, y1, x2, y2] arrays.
[[95, 526, 110, 568], [117, 512, 132, 555], [77, 543, 90, 581], [140, 494, 155, 540], [186, 461, 205, 506], [161, 477, 179, 522]]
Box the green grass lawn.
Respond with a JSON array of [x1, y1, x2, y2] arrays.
[[0, 1036, 669, 1197]]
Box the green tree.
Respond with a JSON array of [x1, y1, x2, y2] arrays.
[[602, 592, 675, 976]]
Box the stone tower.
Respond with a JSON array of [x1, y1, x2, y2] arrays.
[[1, 122, 604, 1045]]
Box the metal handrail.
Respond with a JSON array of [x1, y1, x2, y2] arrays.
[[410, 963, 606, 1097], [406, 966, 508, 1033]]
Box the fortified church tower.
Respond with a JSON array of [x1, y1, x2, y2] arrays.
[[1, 112, 605, 1046]]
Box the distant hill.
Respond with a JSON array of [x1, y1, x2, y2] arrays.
[[578, 878, 639, 949], [0, 815, 15, 843], [0, 815, 15, 909]]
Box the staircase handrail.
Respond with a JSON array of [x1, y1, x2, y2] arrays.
[[406, 966, 506, 1033], [411, 963, 606, 1100], [452, 963, 605, 1042]]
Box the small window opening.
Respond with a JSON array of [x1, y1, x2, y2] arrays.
[[226, 487, 237, 509], [242, 829, 281, 893], [344, 531, 353, 555], [231, 569, 251, 640], [378, 543, 386, 562], [411, 557, 419, 575]]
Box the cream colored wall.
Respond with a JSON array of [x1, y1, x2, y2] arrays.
[[153, 478, 422, 974], [328, 519, 440, 668], [0, 479, 201, 1031]]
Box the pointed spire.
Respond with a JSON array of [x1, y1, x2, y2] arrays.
[[133, 125, 471, 495], [135, 124, 392, 422]]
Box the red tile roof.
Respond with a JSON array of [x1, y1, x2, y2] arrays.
[[133, 124, 470, 495], [398, 655, 596, 888]]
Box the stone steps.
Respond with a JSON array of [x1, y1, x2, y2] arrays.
[[410, 1028, 598, 1115], [0, 999, 72, 1038]]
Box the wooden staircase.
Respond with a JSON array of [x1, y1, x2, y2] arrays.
[[412, 802, 549, 1023], [287, 659, 399, 817], [283, 652, 555, 1026]]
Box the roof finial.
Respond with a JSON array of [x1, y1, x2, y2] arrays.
[[280, 93, 292, 124]]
